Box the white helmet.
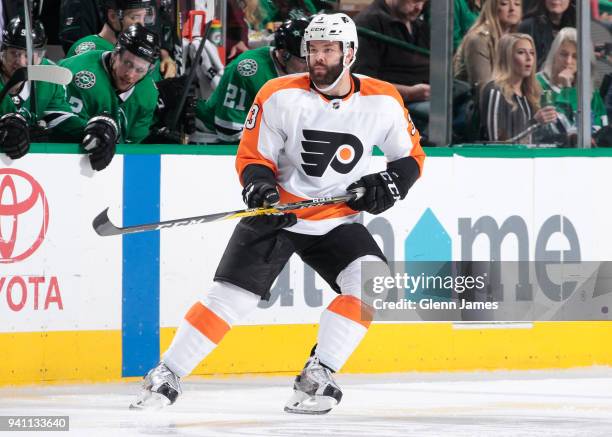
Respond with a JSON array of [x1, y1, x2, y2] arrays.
[[301, 13, 358, 92]]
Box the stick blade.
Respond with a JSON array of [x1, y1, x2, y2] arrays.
[[27, 65, 73, 85], [92, 208, 121, 236]]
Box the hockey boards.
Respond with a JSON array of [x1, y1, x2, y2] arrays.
[[92, 192, 362, 237], [0, 65, 73, 104]]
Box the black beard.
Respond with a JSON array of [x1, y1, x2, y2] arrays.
[[309, 60, 344, 87]]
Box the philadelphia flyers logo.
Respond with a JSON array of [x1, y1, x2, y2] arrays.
[[301, 130, 364, 177]]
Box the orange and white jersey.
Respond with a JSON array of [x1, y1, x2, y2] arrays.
[[236, 73, 426, 235]]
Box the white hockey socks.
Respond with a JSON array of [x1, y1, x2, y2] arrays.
[[162, 282, 259, 377], [314, 256, 379, 371], [315, 295, 373, 371]]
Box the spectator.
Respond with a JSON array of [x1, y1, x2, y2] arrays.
[[0, 17, 86, 160], [480, 33, 557, 142], [261, 0, 317, 25], [453, 0, 483, 52], [59, 24, 160, 167], [454, 0, 522, 94], [196, 17, 310, 142], [227, 0, 263, 62], [518, 0, 576, 70], [353, 0, 431, 104], [65, 0, 175, 80], [535, 27, 608, 145]]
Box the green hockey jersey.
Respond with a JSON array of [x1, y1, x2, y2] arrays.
[[59, 50, 159, 143], [196, 46, 281, 142], [537, 72, 609, 132], [0, 58, 87, 141], [66, 34, 164, 82]]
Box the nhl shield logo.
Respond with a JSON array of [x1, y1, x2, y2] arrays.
[[237, 59, 258, 77], [75, 41, 97, 55], [74, 71, 96, 89]]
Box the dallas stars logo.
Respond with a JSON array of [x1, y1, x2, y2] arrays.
[[75, 41, 97, 55], [74, 71, 96, 89], [237, 59, 258, 77]]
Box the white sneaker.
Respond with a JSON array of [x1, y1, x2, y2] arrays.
[[130, 362, 182, 410], [284, 356, 343, 415]]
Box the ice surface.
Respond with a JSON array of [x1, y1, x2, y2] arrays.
[[1, 367, 611, 436]]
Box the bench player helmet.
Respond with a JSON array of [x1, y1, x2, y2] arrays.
[[2, 16, 47, 50], [103, 0, 155, 31], [274, 17, 311, 60], [116, 23, 160, 64]]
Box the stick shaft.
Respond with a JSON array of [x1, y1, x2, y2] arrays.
[[93, 193, 357, 237]]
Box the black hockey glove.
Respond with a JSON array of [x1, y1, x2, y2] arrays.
[[347, 157, 420, 215], [82, 115, 119, 171], [156, 76, 197, 134], [0, 113, 30, 159], [241, 164, 280, 208], [241, 212, 298, 235]]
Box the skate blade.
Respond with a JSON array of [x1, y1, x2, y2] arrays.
[[284, 391, 337, 415], [130, 390, 171, 410]]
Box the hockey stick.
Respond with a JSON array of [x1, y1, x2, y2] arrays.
[[93, 192, 360, 237], [24, 0, 37, 121], [167, 17, 213, 139], [0, 65, 73, 104]]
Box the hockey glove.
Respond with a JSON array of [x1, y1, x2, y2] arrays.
[[347, 157, 420, 215], [156, 76, 197, 134], [241, 164, 281, 208], [82, 115, 119, 171], [242, 180, 280, 208], [241, 212, 298, 235], [0, 113, 30, 159], [346, 171, 402, 215]]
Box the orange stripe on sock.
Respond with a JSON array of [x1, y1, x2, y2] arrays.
[[185, 302, 230, 344], [327, 295, 373, 328]]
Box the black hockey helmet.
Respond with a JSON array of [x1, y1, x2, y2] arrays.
[[102, 0, 155, 28], [103, 0, 153, 12], [1, 16, 46, 50], [274, 17, 310, 59], [116, 23, 160, 64]]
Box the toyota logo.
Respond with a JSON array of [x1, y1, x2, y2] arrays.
[[0, 169, 49, 263]]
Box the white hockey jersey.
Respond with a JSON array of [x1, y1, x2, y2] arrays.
[[236, 72, 426, 235]]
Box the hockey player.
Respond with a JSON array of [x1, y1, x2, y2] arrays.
[[0, 17, 87, 159], [59, 24, 160, 169], [66, 0, 175, 81], [196, 17, 310, 142], [132, 13, 425, 414]]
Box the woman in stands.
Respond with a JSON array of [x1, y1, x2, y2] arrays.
[[454, 0, 522, 94], [480, 33, 557, 142], [518, 0, 576, 70], [536, 27, 608, 145]]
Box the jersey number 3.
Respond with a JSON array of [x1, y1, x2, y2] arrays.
[[245, 104, 259, 130]]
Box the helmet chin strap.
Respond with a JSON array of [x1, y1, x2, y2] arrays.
[[309, 45, 355, 94]]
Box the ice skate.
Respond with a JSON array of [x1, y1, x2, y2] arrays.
[[130, 362, 182, 410], [284, 356, 343, 415]]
